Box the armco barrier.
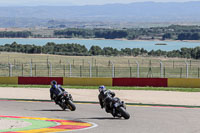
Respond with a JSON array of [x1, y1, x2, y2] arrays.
[[63, 77, 112, 86], [18, 77, 63, 85], [0, 77, 18, 84], [168, 78, 200, 88], [113, 78, 168, 87]]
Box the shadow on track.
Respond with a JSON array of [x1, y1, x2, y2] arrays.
[[33, 109, 69, 112], [77, 117, 122, 120]]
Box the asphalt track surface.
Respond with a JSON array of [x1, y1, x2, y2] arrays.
[[1, 100, 200, 133]]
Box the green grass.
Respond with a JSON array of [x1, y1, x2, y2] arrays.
[[1, 84, 200, 92]]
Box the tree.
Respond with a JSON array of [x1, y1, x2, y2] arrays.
[[162, 33, 172, 40], [103, 47, 119, 56], [121, 48, 132, 56], [89, 45, 102, 55], [191, 47, 200, 59], [180, 47, 192, 58], [132, 48, 141, 56]]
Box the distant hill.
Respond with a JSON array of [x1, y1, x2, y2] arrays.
[[0, 1, 200, 27]]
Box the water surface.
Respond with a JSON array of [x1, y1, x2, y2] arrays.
[[0, 38, 199, 51]]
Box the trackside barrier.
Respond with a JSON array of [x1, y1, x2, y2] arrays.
[[63, 77, 112, 86], [0, 77, 199, 88], [168, 78, 200, 88], [18, 77, 63, 85], [113, 78, 168, 87], [0, 77, 18, 84]]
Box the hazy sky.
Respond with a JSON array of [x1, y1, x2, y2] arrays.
[[0, 0, 200, 6]]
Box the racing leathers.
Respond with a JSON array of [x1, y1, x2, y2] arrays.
[[98, 90, 115, 113], [50, 84, 65, 104]]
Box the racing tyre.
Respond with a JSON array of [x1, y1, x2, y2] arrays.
[[118, 107, 130, 119], [67, 100, 76, 111]]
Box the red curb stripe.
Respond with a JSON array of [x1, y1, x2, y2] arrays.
[[0, 115, 96, 133], [47, 120, 73, 122], [1, 132, 21, 133], [50, 125, 89, 129], [0, 116, 21, 118], [47, 120, 85, 123], [1, 132, 20, 133]]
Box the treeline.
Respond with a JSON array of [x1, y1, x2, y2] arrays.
[[0, 31, 32, 38], [0, 42, 88, 56], [54, 25, 200, 40], [54, 29, 128, 39], [1, 25, 200, 40], [1, 42, 200, 59]]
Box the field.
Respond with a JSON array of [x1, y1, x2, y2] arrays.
[[0, 52, 200, 78]]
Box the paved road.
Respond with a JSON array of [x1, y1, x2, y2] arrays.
[[1, 100, 200, 133]]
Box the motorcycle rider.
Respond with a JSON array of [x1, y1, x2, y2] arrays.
[[50, 80, 66, 104], [98, 85, 115, 113]]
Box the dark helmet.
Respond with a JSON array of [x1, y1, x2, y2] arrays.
[[99, 85, 106, 93], [51, 80, 57, 86]]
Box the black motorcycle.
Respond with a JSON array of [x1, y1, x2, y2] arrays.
[[103, 97, 130, 119], [54, 91, 76, 111]]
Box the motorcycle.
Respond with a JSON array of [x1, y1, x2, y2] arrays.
[[54, 91, 76, 111], [103, 97, 130, 119]]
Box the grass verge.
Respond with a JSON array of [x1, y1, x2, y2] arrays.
[[0, 84, 200, 92]]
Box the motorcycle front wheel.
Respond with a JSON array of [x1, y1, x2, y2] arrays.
[[118, 107, 130, 119], [67, 100, 76, 111]]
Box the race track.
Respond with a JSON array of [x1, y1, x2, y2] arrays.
[[1, 100, 200, 133]]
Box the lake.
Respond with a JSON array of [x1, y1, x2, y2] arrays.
[[0, 38, 200, 51]]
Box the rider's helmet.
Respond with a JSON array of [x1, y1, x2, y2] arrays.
[[51, 80, 57, 89], [99, 85, 106, 93]]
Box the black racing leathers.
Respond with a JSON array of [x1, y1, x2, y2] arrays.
[[50, 85, 65, 103], [98, 90, 115, 112]]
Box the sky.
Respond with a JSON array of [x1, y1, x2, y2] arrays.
[[0, 0, 200, 6]]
